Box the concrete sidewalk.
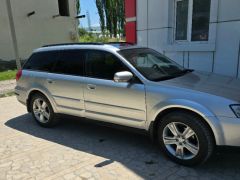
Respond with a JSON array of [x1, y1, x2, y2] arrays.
[[0, 80, 15, 95], [1, 96, 240, 179]]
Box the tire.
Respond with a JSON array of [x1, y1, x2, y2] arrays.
[[30, 93, 58, 127], [157, 111, 214, 166]]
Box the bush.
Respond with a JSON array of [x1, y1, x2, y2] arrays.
[[78, 28, 124, 43]]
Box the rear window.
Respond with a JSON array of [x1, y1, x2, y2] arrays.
[[24, 50, 85, 76], [53, 50, 85, 76], [23, 51, 58, 72]]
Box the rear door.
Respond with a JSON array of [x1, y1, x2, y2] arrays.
[[46, 50, 86, 117]]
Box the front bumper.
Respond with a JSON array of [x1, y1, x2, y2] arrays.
[[218, 116, 240, 146]]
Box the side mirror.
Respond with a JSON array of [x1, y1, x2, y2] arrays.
[[114, 71, 133, 83]]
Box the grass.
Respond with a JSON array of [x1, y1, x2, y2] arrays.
[[0, 91, 15, 98], [0, 70, 17, 81]]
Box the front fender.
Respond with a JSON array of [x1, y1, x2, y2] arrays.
[[147, 99, 224, 145]]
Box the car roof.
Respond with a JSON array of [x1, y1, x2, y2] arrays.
[[33, 42, 143, 53]]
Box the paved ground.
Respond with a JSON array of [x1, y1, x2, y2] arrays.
[[0, 80, 16, 94], [1, 96, 240, 180]]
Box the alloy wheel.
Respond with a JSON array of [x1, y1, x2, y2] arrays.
[[162, 122, 199, 160], [33, 98, 50, 123]]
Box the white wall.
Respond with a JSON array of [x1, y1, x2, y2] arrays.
[[0, 0, 78, 61], [136, 0, 240, 79]]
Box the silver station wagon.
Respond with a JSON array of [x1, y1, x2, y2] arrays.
[[15, 43, 240, 166]]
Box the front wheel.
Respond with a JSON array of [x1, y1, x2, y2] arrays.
[[158, 111, 214, 166]]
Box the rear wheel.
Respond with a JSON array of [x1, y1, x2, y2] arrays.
[[30, 93, 58, 127], [158, 111, 214, 166]]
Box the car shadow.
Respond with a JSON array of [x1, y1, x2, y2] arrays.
[[5, 113, 240, 179]]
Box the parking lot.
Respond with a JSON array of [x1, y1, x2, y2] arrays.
[[1, 96, 240, 180]]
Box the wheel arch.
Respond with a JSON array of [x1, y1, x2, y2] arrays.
[[148, 100, 224, 145], [27, 89, 57, 113]]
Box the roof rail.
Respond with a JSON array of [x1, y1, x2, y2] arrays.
[[42, 42, 104, 47], [106, 42, 135, 45], [105, 42, 135, 48]]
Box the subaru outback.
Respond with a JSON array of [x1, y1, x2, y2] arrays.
[[15, 43, 240, 166]]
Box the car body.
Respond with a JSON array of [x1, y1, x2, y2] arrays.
[[15, 43, 240, 165]]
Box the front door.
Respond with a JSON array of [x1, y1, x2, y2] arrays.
[[84, 50, 146, 128]]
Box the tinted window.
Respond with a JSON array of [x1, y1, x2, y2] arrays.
[[23, 51, 58, 72], [119, 48, 185, 81], [86, 51, 128, 80], [53, 50, 85, 76]]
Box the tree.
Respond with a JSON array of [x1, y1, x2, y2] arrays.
[[94, 0, 125, 38], [96, 0, 105, 33], [76, 0, 80, 15]]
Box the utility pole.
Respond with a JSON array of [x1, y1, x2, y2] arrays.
[[6, 0, 21, 70], [86, 11, 92, 31]]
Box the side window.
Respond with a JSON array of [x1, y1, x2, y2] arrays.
[[23, 51, 58, 72], [86, 51, 128, 80], [53, 50, 84, 76]]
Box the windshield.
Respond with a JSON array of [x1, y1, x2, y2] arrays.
[[119, 48, 190, 81]]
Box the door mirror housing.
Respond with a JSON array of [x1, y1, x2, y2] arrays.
[[114, 71, 133, 83]]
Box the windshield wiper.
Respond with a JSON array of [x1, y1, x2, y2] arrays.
[[152, 69, 194, 82]]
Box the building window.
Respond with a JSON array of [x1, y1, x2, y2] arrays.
[[175, 0, 211, 42], [58, 0, 70, 16]]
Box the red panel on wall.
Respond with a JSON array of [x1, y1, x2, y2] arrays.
[[125, 22, 136, 44], [125, 0, 136, 18], [125, 0, 136, 43]]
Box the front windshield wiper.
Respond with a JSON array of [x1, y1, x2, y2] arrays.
[[152, 69, 194, 82]]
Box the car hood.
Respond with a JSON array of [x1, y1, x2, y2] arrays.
[[162, 71, 240, 102]]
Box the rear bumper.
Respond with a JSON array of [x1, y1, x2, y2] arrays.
[[218, 116, 240, 146], [15, 86, 27, 106]]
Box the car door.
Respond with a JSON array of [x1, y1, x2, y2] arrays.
[[84, 50, 146, 128], [46, 50, 86, 117]]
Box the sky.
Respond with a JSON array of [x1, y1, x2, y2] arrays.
[[79, 0, 100, 28]]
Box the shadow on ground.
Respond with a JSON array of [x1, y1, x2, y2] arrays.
[[5, 114, 240, 179]]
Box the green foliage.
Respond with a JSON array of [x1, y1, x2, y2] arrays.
[[96, 0, 105, 33], [78, 28, 123, 43], [94, 0, 125, 37], [0, 70, 17, 81], [78, 28, 88, 36], [76, 0, 80, 15]]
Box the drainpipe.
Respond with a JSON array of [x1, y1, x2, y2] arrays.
[[6, 0, 21, 70]]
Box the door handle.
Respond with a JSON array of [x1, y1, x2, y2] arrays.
[[87, 84, 96, 90], [47, 79, 53, 84]]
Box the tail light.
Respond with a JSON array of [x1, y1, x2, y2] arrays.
[[16, 69, 22, 81]]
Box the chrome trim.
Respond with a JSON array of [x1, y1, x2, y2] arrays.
[[85, 100, 145, 112], [86, 110, 144, 122]]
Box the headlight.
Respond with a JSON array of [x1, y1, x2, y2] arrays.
[[230, 105, 240, 118]]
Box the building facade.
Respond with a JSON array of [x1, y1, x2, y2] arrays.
[[0, 0, 78, 63], [125, 0, 240, 79]]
